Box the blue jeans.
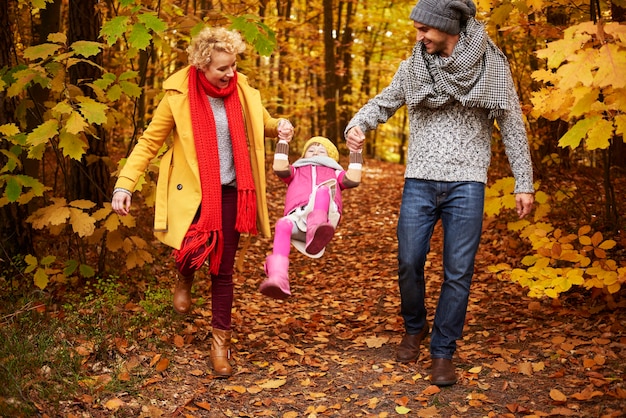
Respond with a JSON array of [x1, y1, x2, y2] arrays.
[[397, 179, 484, 359]]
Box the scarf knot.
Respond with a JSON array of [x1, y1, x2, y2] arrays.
[[174, 66, 257, 275]]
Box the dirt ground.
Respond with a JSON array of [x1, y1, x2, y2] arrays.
[[12, 159, 626, 417]]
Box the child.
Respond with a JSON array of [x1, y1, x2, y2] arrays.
[[260, 136, 363, 299]]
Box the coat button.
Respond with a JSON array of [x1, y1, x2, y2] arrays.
[[177, 184, 183, 190]]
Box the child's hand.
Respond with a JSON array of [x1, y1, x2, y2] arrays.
[[346, 126, 365, 152], [277, 119, 294, 142]]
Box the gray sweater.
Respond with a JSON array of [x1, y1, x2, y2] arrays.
[[345, 58, 534, 194]]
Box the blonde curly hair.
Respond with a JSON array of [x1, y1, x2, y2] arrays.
[[187, 27, 246, 69]]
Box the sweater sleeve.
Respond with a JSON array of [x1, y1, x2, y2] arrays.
[[344, 60, 408, 136], [497, 82, 534, 194]]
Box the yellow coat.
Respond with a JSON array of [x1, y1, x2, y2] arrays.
[[114, 66, 280, 249]]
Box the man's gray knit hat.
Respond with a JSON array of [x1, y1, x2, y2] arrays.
[[409, 0, 477, 35]]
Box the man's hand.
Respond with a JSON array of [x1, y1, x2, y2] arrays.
[[277, 119, 294, 142], [515, 193, 534, 219], [346, 126, 365, 152]]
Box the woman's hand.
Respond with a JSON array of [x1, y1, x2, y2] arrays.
[[111, 190, 132, 216], [277, 119, 294, 142]]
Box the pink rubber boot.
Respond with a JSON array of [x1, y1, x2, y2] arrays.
[[305, 186, 335, 254], [260, 254, 291, 299]]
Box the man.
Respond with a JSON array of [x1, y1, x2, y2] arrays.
[[345, 0, 534, 386]]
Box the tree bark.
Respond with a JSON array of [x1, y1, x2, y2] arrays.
[[68, 0, 111, 206]]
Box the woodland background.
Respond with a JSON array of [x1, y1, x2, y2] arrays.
[[0, 0, 625, 416]]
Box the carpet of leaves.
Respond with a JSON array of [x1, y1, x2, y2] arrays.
[[49, 160, 626, 416]]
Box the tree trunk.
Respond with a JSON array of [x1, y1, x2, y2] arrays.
[[322, 0, 338, 143], [0, 0, 35, 267], [68, 0, 111, 206]]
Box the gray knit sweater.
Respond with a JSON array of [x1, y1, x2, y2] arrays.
[[345, 48, 534, 194]]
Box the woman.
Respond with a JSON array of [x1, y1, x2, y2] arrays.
[[111, 27, 294, 377]]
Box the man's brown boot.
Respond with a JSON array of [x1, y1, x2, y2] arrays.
[[173, 274, 194, 314], [210, 328, 233, 377], [430, 358, 457, 386], [396, 323, 429, 363]]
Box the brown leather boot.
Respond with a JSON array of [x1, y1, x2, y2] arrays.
[[430, 358, 457, 386], [210, 328, 233, 377], [173, 274, 194, 314], [396, 323, 429, 363]]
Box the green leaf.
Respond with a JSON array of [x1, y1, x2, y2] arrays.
[[0, 149, 19, 173], [77, 97, 108, 125], [106, 84, 123, 101], [71, 40, 104, 58], [27, 119, 59, 147], [119, 70, 138, 81], [63, 259, 79, 276], [100, 16, 130, 46], [129, 23, 152, 50], [120, 80, 142, 98], [23, 43, 62, 61], [558, 116, 600, 149], [228, 15, 277, 57], [137, 13, 167, 33], [93, 73, 116, 90], [5, 176, 21, 202], [79, 264, 96, 278], [40, 255, 56, 266], [17, 175, 47, 196], [58, 131, 87, 160]]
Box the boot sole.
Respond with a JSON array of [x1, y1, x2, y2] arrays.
[[306, 224, 335, 254]]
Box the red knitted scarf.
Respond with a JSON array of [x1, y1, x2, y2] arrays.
[[174, 66, 257, 275]]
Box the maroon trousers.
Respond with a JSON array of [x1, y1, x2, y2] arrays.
[[176, 186, 240, 330]]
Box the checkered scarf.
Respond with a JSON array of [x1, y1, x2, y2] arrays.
[[406, 18, 512, 118]]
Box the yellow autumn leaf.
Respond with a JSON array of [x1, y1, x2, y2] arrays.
[[586, 118, 613, 150], [259, 379, 286, 389], [468, 366, 482, 374], [395, 405, 411, 414], [104, 398, 125, 410], [365, 336, 389, 348]]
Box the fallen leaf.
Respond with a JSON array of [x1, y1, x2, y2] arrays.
[[195, 401, 211, 411], [173, 334, 184, 348], [104, 398, 125, 411], [395, 405, 411, 414], [225, 385, 246, 393], [259, 379, 286, 389], [422, 385, 441, 396], [365, 336, 389, 348], [155, 357, 169, 372], [550, 388, 567, 403]]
